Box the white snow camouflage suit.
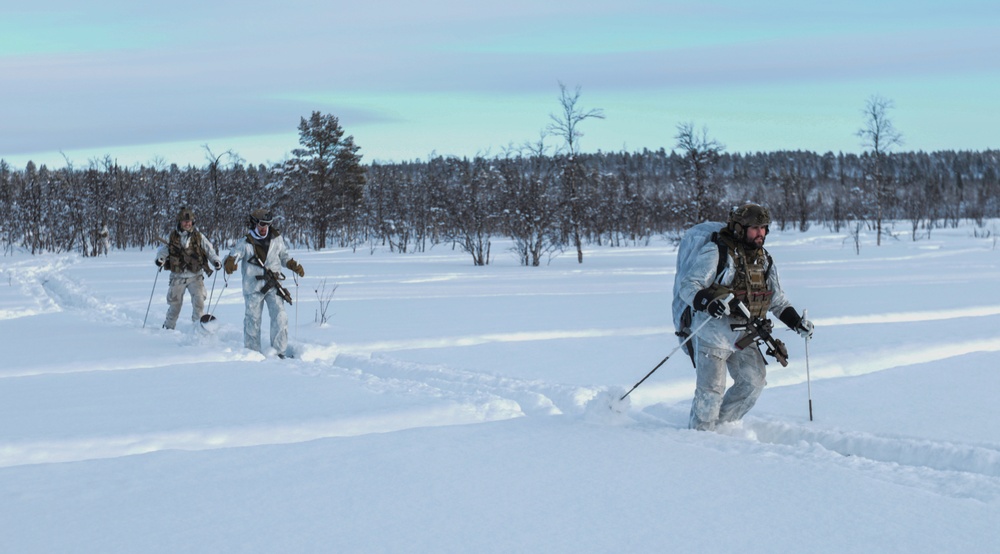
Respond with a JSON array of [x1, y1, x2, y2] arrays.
[[674, 222, 794, 431], [155, 228, 221, 330], [227, 228, 293, 357]]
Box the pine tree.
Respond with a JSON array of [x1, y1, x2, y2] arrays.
[[288, 112, 365, 249]]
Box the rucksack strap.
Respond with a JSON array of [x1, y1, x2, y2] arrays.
[[710, 232, 727, 282]]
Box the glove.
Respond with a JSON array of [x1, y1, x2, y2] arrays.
[[212, 260, 222, 271], [224, 256, 238, 275], [286, 258, 305, 278], [693, 285, 732, 319], [707, 297, 730, 318], [796, 318, 815, 340], [155, 258, 164, 268], [779, 307, 814, 340]]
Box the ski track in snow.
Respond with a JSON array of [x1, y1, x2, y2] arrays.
[[767, 336, 1000, 388], [634, 407, 1000, 503], [318, 327, 667, 355], [746, 418, 1000, 503], [305, 352, 598, 418], [2, 255, 135, 324], [5, 254, 1000, 504], [1, 257, 76, 319], [0, 403, 507, 469], [309, 304, 1000, 357]]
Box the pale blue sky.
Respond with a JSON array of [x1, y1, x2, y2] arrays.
[[2, 0, 998, 169]]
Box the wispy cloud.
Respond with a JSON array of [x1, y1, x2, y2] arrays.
[[3, 0, 999, 165]]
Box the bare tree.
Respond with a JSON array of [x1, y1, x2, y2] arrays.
[[547, 82, 604, 263], [0, 161, 12, 255], [546, 82, 605, 156], [674, 122, 725, 226], [441, 157, 498, 266], [202, 145, 243, 248], [857, 94, 903, 246], [498, 135, 561, 266]]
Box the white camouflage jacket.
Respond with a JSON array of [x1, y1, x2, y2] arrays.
[[676, 233, 793, 353], [227, 229, 292, 297]]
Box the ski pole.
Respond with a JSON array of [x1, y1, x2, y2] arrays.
[[204, 269, 218, 314], [293, 273, 299, 336], [620, 295, 731, 401], [804, 308, 814, 421], [142, 266, 162, 329], [202, 272, 228, 324]]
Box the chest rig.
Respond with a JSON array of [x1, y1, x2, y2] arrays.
[[167, 230, 209, 274], [719, 233, 773, 320]]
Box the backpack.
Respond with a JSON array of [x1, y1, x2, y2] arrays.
[[671, 222, 729, 362]]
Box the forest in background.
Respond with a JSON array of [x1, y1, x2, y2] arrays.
[[2, 107, 998, 265]]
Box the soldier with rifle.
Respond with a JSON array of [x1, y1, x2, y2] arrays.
[[224, 209, 305, 359], [675, 203, 813, 431]]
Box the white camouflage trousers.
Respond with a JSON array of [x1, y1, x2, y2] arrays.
[[243, 289, 288, 356], [688, 338, 767, 431], [163, 274, 206, 330]]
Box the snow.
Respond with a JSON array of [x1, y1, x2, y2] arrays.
[[1, 222, 999, 553]]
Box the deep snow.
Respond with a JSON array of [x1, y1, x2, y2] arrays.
[[1, 222, 999, 553]]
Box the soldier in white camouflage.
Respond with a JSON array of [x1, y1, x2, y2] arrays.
[[675, 203, 814, 431], [154, 207, 222, 330], [224, 209, 305, 358]]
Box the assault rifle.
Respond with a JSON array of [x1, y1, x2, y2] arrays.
[[252, 256, 293, 305], [733, 301, 789, 367]]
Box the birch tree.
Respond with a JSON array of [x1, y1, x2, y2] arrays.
[[857, 94, 903, 246]]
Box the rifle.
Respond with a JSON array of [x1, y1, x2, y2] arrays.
[[252, 255, 293, 305], [733, 301, 789, 367]]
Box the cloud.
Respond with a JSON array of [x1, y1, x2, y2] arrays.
[[4, 0, 1000, 163]]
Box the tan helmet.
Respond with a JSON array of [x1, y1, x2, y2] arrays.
[[728, 203, 770, 238], [248, 208, 274, 228], [176, 206, 195, 223]]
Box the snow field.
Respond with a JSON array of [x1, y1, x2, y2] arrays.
[[1, 223, 999, 552]]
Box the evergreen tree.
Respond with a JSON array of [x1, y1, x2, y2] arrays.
[[287, 112, 365, 249]]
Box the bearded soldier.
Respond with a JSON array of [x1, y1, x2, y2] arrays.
[[224, 209, 305, 358], [676, 203, 814, 431], [154, 207, 222, 330]]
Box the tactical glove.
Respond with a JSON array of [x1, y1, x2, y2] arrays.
[[224, 256, 238, 275], [693, 284, 732, 319], [796, 318, 814, 340], [779, 307, 814, 340], [707, 297, 730, 318], [286, 258, 305, 278]]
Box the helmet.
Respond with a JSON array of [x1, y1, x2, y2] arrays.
[[248, 208, 274, 228], [176, 207, 195, 223], [727, 203, 770, 238]]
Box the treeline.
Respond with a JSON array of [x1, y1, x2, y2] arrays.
[[2, 139, 998, 264]]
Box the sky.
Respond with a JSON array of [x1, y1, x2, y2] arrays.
[[3, 0, 1000, 169]]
